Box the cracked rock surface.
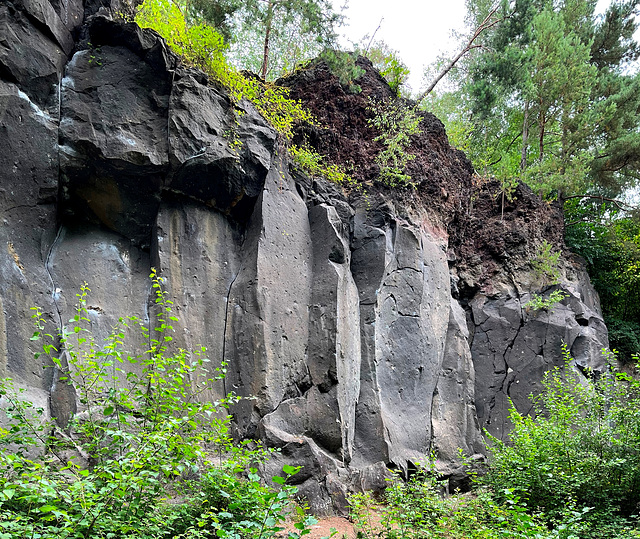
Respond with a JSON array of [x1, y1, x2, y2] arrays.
[[0, 0, 609, 514]]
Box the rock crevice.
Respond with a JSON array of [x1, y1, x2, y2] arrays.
[[0, 3, 610, 514]]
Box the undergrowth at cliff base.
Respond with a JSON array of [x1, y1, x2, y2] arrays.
[[349, 347, 640, 539], [0, 270, 313, 539]]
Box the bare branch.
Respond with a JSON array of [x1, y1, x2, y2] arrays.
[[364, 17, 384, 54], [563, 194, 636, 212], [417, 3, 505, 102]]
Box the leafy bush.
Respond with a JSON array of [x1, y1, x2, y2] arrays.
[[530, 240, 563, 286], [606, 317, 640, 364], [524, 289, 568, 312], [483, 346, 640, 535], [349, 472, 550, 539], [566, 207, 640, 361], [135, 0, 314, 141], [358, 40, 409, 96], [0, 271, 311, 539], [288, 144, 357, 187], [367, 98, 421, 187]]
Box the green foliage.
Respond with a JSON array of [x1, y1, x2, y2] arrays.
[[349, 472, 550, 539], [233, 0, 343, 80], [227, 14, 323, 80], [566, 203, 640, 361], [367, 98, 422, 187], [530, 240, 563, 286], [182, 0, 241, 42], [135, 0, 315, 141], [0, 271, 311, 539], [288, 145, 357, 187], [136, 0, 227, 72], [319, 50, 365, 93], [605, 317, 640, 364], [524, 289, 569, 312], [483, 346, 640, 535], [358, 40, 410, 97], [428, 0, 640, 208]]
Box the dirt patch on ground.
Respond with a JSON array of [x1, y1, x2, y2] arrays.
[[281, 516, 358, 539]]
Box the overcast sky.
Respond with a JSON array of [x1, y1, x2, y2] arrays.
[[339, 0, 616, 95], [339, 0, 467, 93]]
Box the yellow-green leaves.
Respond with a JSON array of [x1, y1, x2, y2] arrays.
[[135, 0, 313, 141]]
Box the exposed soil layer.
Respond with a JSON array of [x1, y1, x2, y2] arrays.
[[281, 57, 474, 226], [282, 57, 566, 295], [451, 180, 566, 296]]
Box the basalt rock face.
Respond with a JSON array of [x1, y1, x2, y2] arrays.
[[0, 3, 609, 514]]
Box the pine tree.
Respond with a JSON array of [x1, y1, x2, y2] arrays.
[[445, 0, 640, 201], [231, 0, 342, 79]]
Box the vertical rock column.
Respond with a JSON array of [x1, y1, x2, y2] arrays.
[[351, 204, 451, 471], [431, 299, 485, 471], [307, 204, 361, 462], [0, 0, 84, 422], [0, 81, 59, 411], [224, 163, 313, 434], [470, 284, 609, 440], [155, 203, 241, 404]]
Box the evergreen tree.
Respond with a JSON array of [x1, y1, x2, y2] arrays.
[[460, 0, 640, 200]]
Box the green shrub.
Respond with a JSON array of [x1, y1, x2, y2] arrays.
[[288, 144, 357, 187], [0, 271, 311, 539], [531, 240, 563, 286], [605, 316, 640, 364], [319, 50, 365, 93], [349, 471, 550, 539], [483, 346, 640, 535], [135, 0, 314, 141], [524, 289, 568, 312], [367, 98, 421, 187]]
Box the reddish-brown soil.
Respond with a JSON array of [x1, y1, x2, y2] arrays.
[[281, 56, 566, 296], [281, 57, 474, 226], [281, 517, 357, 539]]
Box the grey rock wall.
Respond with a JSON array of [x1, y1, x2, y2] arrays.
[[0, 2, 610, 514]]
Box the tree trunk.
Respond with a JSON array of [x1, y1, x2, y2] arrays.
[[260, 1, 274, 80], [520, 100, 529, 170], [538, 104, 545, 162], [417, 3, 503, 102]]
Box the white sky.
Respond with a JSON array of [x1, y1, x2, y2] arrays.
[[339, 0, 467, 93], [339, 0, 615, 95]]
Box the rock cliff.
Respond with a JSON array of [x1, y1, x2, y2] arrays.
[[0, 0, 609, 513]]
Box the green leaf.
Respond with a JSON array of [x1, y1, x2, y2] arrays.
[[272, 475, 286, 485], [282, 464, 299, 475]]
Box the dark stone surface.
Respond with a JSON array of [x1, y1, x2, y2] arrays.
[[0, 6, 614, 511], [0, 3, 68, 109]]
